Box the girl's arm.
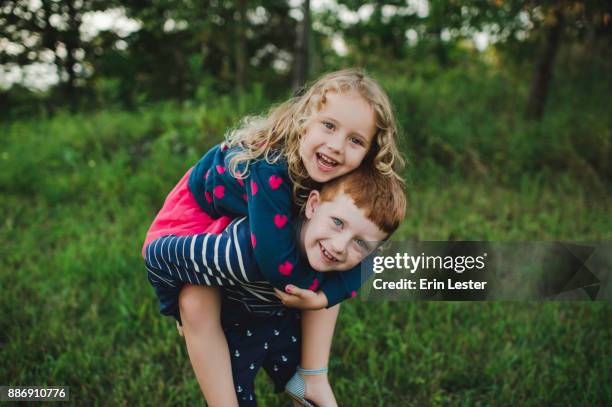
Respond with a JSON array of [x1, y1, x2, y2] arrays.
[[321, 250, 378, 305], [245, 161, 372, 306], [276, 265, 370, 309], [245, 161, 322, 291], [318, 269, 356, 307]]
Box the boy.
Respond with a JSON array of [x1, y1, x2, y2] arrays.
[[145, 167, 406, 405]]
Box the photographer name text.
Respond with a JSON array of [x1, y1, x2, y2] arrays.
[[371, 252, 488, 291]]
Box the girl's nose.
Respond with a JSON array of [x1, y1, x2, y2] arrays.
[[325, 132, 343, 154]]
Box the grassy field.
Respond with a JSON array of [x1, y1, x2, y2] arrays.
[[1, 102, 610, 406]]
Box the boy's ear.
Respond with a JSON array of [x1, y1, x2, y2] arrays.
[[305, 190, 320, 220]]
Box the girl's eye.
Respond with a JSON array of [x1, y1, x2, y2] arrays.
[[349, 136, 364, 146], [323, 121, 334, 130], [355, 239, 367, 250], [332, 217, 342, 227]]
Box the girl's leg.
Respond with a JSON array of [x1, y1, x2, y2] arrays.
[[179, 284, 238, 407], [299, 305, 340, 407]]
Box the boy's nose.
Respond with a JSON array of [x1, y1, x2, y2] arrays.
[[330, 234, 350, 256]]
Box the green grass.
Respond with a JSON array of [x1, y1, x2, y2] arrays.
[[0, 103, 610, 406]]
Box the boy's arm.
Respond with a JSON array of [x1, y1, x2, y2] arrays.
[[144, 218, 261, 284]]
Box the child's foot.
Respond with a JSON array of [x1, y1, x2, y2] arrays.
[[286, 367, 338, 407], [302, 374, 337, 407]]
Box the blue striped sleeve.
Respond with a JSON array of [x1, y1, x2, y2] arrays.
[[143, 218, 261, 286]]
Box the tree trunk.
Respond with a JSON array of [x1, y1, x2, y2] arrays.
[[63, 0, 80, 111], [292, 0, 310, 92], [41, 0, 62, 110], [235, 0, 247, 95], [525, 7, 564, 120]]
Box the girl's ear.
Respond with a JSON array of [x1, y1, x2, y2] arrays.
[[305, 190, 321, 220]]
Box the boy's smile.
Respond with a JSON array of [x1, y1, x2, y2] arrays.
[[300, 190, 387, 272], [299, 90, 377, 183]]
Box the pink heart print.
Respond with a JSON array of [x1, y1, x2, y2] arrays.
[[308, 278, 319, 291], [274, 214, 288, 228], [213, 185, 225, 199], [250, 180, 258, 195], [278, 261, 293, 276], [351, 290, 357, 298], [268, 175, 283, 190], [216, 165, 226, 174], [250, 233, 256, 248], [205, 191, 213, 203]]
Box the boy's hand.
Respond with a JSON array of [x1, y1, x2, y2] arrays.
[[273, 285, 328, 310]]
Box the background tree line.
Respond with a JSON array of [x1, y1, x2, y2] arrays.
[[2, 1, 610, 117], [1, 0, 611, 184]]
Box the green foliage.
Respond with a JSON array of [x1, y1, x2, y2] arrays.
[[376, 56, 611, 187], [1, 85, 610, 404]]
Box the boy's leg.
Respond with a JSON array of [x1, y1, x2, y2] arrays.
[[180, 284, 239, 406], [222, 300, 287, 406], [261, 310, 301, 401], [299, 305, 340, 407]]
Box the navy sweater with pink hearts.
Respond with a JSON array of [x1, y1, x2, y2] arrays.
[[187, 143, 364, 307]]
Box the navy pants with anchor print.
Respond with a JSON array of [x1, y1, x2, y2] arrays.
[[220, 295, 301, 406]]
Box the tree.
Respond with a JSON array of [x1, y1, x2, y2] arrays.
[[292, 0, 310, 91], [525, 5, 564, 120], [235, 0, 247, 94], [0, 0, 117, 109]]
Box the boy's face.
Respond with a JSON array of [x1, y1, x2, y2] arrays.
[[299, 90, 377, 183], [300, 190, 387, 272]]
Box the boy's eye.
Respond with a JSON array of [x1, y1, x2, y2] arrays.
[[323, 121, 335, 130], [355, 239, 368, 250], [332, 217, 342, 227]]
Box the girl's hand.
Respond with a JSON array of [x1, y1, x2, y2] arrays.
[[274, 285, 329, 310]]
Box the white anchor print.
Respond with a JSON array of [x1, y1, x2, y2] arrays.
[[273, 329, 279, 336], [237, 385, 243, 393], [273, 364, 279, 372], [249, 363, 255, 370], [246, 330, 252, 336], [263, 342, 268, 349], [234, 350, 240, 357], [281, 355, 288, 362], [291, 336, 297, 342]]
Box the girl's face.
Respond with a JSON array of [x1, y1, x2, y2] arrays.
[[299, 90, 377, 183]]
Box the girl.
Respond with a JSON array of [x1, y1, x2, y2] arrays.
[[143, 68, 404, 406]]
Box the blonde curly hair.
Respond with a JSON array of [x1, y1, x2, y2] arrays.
[[225, 68, 405, 206]]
